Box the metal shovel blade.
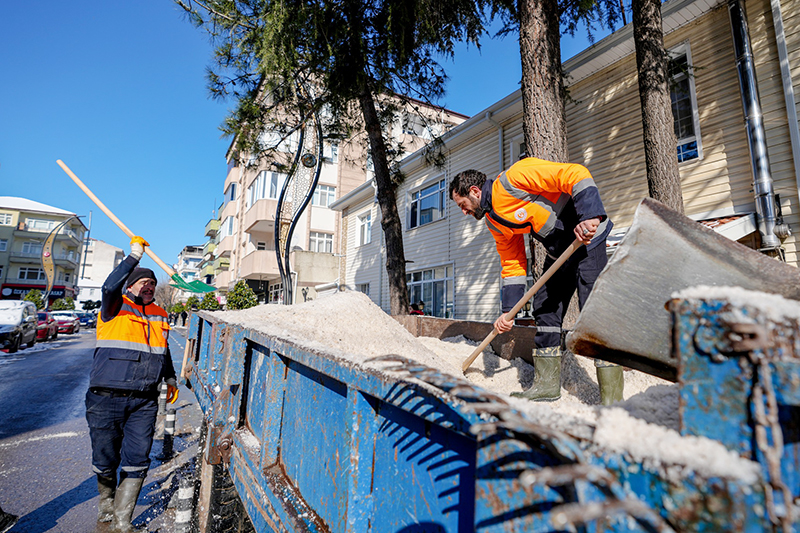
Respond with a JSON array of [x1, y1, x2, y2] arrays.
[[566, 198, 800, 381], [170, 273, 216, 293]]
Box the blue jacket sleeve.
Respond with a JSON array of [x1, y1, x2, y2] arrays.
[[162, 346, 178, 386], [100, 255, 139, 323]]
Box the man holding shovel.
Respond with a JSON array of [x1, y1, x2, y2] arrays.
[[85, 236, 178, 532], [450, 157, 624, 404]]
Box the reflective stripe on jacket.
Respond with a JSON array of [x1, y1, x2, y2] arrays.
[[90, 294, 172, 391], [481, 157, 611, 281]]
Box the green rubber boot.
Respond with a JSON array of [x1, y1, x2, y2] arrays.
[[512, 347, 562, 402], [596, 364, 624, 405], [110, 477, 145, 533], [96, 473, 116, 522]]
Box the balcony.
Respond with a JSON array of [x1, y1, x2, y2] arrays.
[[205, 219, 220, 238], [238, 250, 280, 279], [8, 251, 42, 264], [9, 251, 79, 267], [216, 235, 235, 258], [213, 257, 230, 271], [214, 269, 232, 291], [244, 199, 279, 234], [14, 223, 82, 245], [6, 277, 46, 286], [203, 240, 217, 257], [199, 263, 216, 278]]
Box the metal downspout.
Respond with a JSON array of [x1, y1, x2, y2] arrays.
[[485, 112, 504, 173], [728, 0, 782, 251], [770, 0, 800, 212]]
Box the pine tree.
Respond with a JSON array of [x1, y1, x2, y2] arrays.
[[23, 289, 44, 310], [185, 295, 200, 311], [199, 293, 221, 311], [227, 280, 258, 310], [178, 0, 489, 315]]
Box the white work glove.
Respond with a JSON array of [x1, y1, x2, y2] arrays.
[[130, 236, 150, 260]]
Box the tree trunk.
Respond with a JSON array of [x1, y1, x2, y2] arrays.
[[358, 90, 409, 316], [518, 0, 574, 323], [633, 0, 685, 213], [518, 0, 568, 163]]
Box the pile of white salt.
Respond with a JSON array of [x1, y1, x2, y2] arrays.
[[206, 290, 760, 483]]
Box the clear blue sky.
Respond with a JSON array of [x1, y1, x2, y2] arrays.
[[0, 1, 609, 279]]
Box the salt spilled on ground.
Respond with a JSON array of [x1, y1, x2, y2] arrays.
[[208, 290, 759, 483]]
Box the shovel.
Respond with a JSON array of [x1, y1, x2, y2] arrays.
[[57, 160, 216, 293], [462, 238, 583, 373]]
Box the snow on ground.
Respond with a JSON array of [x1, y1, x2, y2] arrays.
[[205, 290, 760, 483]]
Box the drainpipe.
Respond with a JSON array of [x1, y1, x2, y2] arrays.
[[485, 112, 504, 173], [728, 0, 783, 251], [770, 0, 800, 229]]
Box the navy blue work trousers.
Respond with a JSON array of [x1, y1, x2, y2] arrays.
[[85, 390, 158, 480], [533, 242, 608, 349]]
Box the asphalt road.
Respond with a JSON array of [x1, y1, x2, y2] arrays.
[[0, 327, 202, 533]]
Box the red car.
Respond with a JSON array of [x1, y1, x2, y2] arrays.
[[36, 312, 59, 341], [51, 311, 80, 334]]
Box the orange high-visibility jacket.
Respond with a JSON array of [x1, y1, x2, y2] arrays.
[[481, 158, 611, 282], [91, 293, 172, 391]]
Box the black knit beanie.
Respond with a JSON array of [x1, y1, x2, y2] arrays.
[[126, 267, 157, 289]]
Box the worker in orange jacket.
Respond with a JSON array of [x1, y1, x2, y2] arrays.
[[450, 157, 624, 404], [86, 236, 178, 532]]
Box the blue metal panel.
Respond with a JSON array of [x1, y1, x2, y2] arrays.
[[281, 358, 350, 531], [244, 343, 270, 441], [369, 396, 476, 532]]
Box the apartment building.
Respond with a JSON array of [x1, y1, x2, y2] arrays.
[[212, 96, 468, 304], [174, 245, 204, 301], [335, 0, 800, 321], [76, 238, 125, 304], [0, 197, 87, 305]]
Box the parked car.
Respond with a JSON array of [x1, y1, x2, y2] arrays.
[[0, 301, 38, 353], [76, 311, 97, 328], [51, 311, 81, 334], [36, 312, 59, 341]]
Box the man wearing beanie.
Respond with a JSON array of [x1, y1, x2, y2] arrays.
[[85, 236, 178, 532]]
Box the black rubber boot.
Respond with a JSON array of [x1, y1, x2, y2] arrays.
[[110, 477, 145, 533], [97, 474, 116, 522], [512, 347, 562, 401], [596, 363, 624, 405], [0, 508, 19, 533]]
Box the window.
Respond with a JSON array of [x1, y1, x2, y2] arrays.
[[406, 265, 454, 318], [312, 185, 336, 207], [409, 179, 446, 229], [0, 213, 11, 226], [324, 142, 339, 163], [224, 183, 237, 204], [0, 239, 7, 252], [269, 282, 283, 303], [310, 232, 333, 253], [19, 267, 45, 280], [221, 216, 236, 238], [358, 211, 372, 246], [22, 241, 43, 254], [27, 219, 56, 231], [669, 47, 702, 162], [58, 271, 71, 282], [256, 241, 267, 251], [247, 170, 289, 208], [356, 283, 370, 296]]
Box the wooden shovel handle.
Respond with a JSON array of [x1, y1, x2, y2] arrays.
[[57, 160, 176, 276], [462, 238, 584, 373]]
